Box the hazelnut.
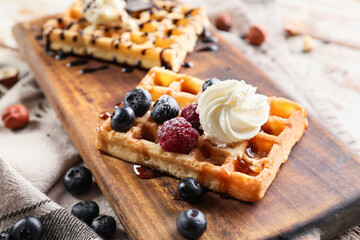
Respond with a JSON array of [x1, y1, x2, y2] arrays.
[[284, 20, 303, 36], [0, 67, 19, 88], [303, 35, 315, 52], [215, 14, 232, 32], [1, 104, 29, 130], [247, 25, 267, 46]]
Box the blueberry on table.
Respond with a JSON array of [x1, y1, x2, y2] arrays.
[[9, 216, 43, 240], [71, 201, 100, 225], [0, 233, 9, 240], [91, 215, 116, 239], [176, 209, 207, 240], [63, 166, 93, 195], [110, 106, 135, 132], [124, 88, 152, 117], [177, 177, 202, 203], [202, 78, 221, 92], [150, 95, 180, 124]]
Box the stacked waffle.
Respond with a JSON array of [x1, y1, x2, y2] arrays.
[[42, 0, 210, 72], [96, 67, 308, 201]]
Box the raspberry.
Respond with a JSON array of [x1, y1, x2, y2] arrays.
[[181, 103, 202, 133], [158, 117, 199, 154]]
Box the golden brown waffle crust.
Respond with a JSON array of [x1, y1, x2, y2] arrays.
[[96, 67, 308, 202], [41, 0, 210, 72]]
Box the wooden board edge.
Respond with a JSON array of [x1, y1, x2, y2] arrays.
[[266, 194, 360, 239]]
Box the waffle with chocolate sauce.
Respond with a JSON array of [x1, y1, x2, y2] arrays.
[[96, 67, 308, 201], [42, 0, 210, 72]]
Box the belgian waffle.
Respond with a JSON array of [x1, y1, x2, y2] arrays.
[[42, 0, 210, 72], [96, 67, 308, 201]]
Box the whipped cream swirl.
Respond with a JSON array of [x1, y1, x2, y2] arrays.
[[83, 0, 126, 23], [197, 80, 269, 146], [82, 0, 137, 33]]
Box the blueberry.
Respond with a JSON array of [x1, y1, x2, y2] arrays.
[[150, 95, 179, 124], [9, 216, 43, 240], [177, 178, 202, 203], [124, 88, 152, 117], [0, 233, 9, 240], [110, 106, 135, 132], [202, 78, 221, 92], [71, 201, 99, 225], [91, 215, 116, 239], [63, 166, 92, 195], [176, 209, 207, 240]]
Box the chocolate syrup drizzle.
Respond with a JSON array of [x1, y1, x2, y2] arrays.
[[99, 111, 112, 120], [65, 22, 74, 30], [197, 45, 218, 52], [80, 65, 108, 74], [160, 48, 172, 69], [167, 29, 174, 37], [54, 51, 67, 60], [172, 192, 181, 200], [181, 61, 194, 68], [34, 34, 43, 40], [134, 60, 141, 67], [66, 59, 89, 67], [133, 164, 162, 179], [44, 28, 54, 51], [184, 8, 196, 18], [201, 27, 218, 43], [90, 35, 97, 45], [59, 31, 65, 40], [56, 18, 63, 24], [121, 65, 134, 73]]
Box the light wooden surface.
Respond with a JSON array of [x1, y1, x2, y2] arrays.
[[13, 16, 360, 239], [278, 0, 360, 157]]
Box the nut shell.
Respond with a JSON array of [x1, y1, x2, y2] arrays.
[[303, 35, 315, 52], [247, 25, 267, 46], [1, 104, 29, 130], [0, 67, 19, 88], [215, 14, 232, 32], [284, 20, 303, 36]]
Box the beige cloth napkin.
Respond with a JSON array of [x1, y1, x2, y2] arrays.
[[0, 0, 359, 239], [0, 48, 79, 192], [0, 157, 101, 239]]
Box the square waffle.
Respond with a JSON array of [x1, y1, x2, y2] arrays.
[[96, 67, 308, 201], [42, 0, 210, 72]]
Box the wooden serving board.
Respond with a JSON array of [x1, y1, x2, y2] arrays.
[[13, 17, 360, 240]]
